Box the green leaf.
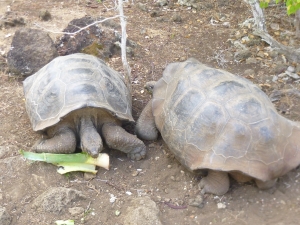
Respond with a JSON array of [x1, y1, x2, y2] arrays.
[[259, 1, 269, 8], [287, 4, 299, 14]]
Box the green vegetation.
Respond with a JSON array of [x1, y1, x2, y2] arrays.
[[20, 150, 109, 174], [259, 0, 300, 15]]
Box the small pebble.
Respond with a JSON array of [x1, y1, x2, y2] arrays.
[[84, 172, 96, 180], [270, 23, 280, 30], [132, 171, 139, 177], [172, 14, 182, 23], [287, 66, 295, 73], [280, 200, 286, 205], [68, 207, 85, 216], [189, 195, 204, 208], [217, 202, 226, 209], [39, 10, 51, 21]]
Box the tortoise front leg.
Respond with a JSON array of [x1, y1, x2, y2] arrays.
[[135, 100, 158, 141], [102, 122, 146, 160], [33, 126, 76, 154], [199, 170, 230, 195]]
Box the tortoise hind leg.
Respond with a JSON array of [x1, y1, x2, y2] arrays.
[[199, 170, 230, 195], [255, 178, 277, 189], [102, 122, 146, 160], [33, 126, 76, 154], [135, 100, 158, 141]]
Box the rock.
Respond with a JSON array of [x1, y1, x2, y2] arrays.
[[274, 64, 288, 74], [172, 14, 182, 23], [178, 0, 199, 8], [234, 50, 251, 61], [0, 207, 11, 225], [83, 172, 96, 180], [123, 197, 162, 225], [270, 23, 280, 30], [217, 202, 226, 209], [245, 57, 257, 64], [150, 11, 163, 17], [256, 51, 265, 58], [7, 28, 58, 76], [132, 170, 139, 177], [287, 66, 295, 73], [189, 194, 204, 208], [1, 11, 25, 28], [216, 0, 231, 7], [55, 16, 132, 60], [39, 10, 51, 21], [136, 2, 148, 12], [285, 71, 300, 79], [156, 0, 168, 7], [246, 38, 262, 47], [222, 51, 234, 62], [68, 207, 85, 216], [272, 75, 278, 82], [269, 51, 279, 58], [244, 69, 255, 76], [296, 64, 300, 73], [31, 187, 86, 213]]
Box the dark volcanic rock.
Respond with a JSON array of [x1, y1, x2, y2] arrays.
[[7, 28, 58, 76]]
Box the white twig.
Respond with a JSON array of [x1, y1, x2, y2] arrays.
[[244, 0, 267, 32], [34, 15, 123, 35], [118, 0, 132, 95]]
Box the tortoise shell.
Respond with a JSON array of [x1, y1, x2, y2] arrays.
[[152, 58, 300, 181], [23, 53, 133, 131]]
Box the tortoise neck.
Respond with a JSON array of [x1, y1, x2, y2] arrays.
[[79, 116, 94, 131]]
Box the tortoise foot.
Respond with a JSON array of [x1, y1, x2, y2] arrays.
[[127, 144, 146, 161], [199, 170, 230, 195], [255, 178, 277, 189]]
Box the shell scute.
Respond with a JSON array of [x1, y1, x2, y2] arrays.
[[186, 102, 229, 152], [36, 80, 66, 121], [213, 119, 251, 158], [226, 95, 267, 124]]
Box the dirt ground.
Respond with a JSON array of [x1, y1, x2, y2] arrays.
[[1, 0, 300, 224]]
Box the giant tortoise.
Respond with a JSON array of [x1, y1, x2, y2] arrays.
[[136, 58, 300, 195], [24, 53, 146, 160]]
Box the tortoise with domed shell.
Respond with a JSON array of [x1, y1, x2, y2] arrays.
[[136, 58, 300, 195], [24, 53, 146, 160]]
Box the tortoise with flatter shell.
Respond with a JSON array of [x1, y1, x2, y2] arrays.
[[24, 53, 146, 160], [136, 58, 300, 195]]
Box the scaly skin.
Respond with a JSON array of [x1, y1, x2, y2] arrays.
[[199, 170, 230, 195], [135, 100, 158, 141], [33, 126, 76, 154], [102, 122, 146, 160]]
